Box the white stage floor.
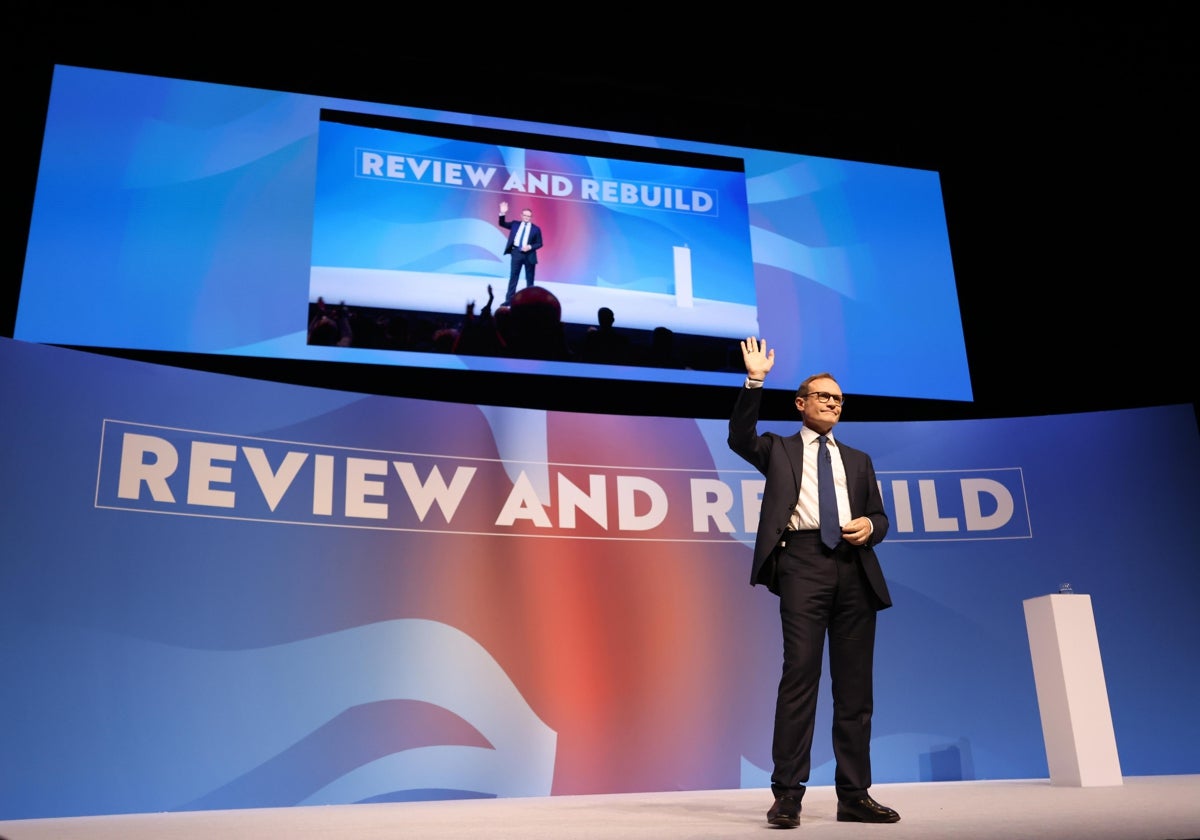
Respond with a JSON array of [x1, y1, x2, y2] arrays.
[[3, 776, 1198, 840]]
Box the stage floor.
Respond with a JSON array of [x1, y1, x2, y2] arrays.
[[3, 776, 1198, 840]]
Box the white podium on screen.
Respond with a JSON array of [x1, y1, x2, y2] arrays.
[[673, 245, 694, 308], [1023, 593, 1123, 786]]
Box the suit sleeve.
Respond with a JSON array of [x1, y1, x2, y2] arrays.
[[727, 384, 772, 473], [498, 214, 513, 230], [858, 451, 889, 548], [851, 448, 893, 608]]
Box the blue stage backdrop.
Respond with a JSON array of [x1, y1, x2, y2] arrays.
[[1, 337, 1197, 820]]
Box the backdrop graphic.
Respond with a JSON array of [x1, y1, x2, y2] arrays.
[[15, 64, 969, 399], [2, 337, 1198, 821]]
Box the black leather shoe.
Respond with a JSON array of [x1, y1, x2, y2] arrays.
[[767, 794, 800, 828], [837, 794, 900, 823]]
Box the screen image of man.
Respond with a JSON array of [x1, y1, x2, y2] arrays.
[[497, 201, 543, 306]]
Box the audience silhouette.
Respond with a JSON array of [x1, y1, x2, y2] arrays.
[[308, 293, 737, 373], [580, 306, 632, 365]]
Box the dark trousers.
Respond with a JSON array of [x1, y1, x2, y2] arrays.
[[506, 252, 535, 302], [770, 530, 876, 803]]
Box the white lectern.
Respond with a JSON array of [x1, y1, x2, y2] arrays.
[[672, 245, 694, 308], [1023, 593, 1123, 786]]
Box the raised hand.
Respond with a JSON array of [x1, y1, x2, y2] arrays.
[[740, 336, 775, 380]]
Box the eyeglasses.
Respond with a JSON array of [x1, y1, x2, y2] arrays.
[[800, 391, 844, 406]]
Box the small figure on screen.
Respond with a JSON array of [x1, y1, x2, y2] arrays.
[[497, 200, 543, 306], [728, 337, 901, 829]]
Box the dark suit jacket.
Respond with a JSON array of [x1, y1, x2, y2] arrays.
[[728, 383, 892, 609], [498, 215, 542, 263]]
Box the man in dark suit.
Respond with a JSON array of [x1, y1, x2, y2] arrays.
[[497, 201, 543, 305], [728, 336, 900, 829]]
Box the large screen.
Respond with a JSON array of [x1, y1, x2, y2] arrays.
[[16, 64, 972, 402], [309, 111, 757, 349]]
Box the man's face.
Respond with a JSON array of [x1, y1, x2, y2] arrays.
[[795, 376, 843, 434], [521, 211, 533, 222]]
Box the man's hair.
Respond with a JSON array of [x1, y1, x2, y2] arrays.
[[795, 372, 839, 401]]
